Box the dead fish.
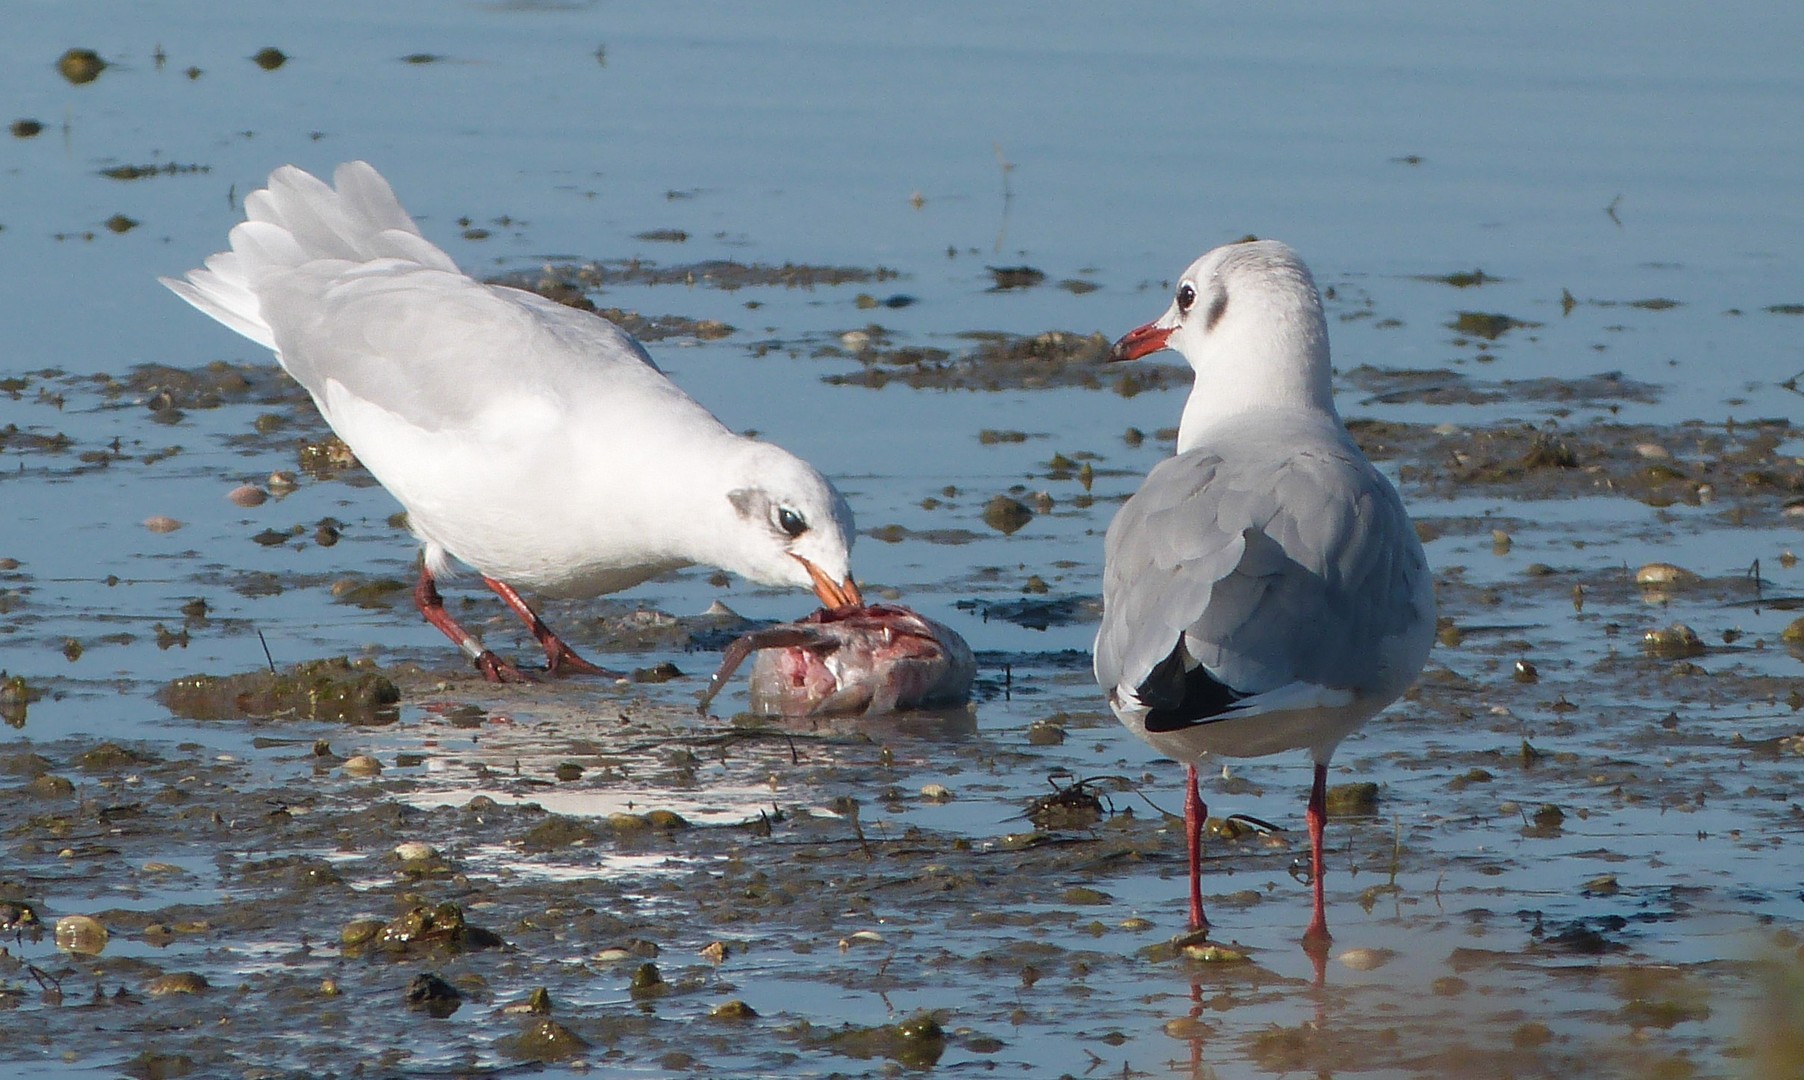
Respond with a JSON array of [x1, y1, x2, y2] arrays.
[[698, 604, 975, 717]]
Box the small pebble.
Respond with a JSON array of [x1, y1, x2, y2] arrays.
[[342, 754, 382, 777], [147, 972, 209, 996], [710, 999, 758, 1021], [143, 515, 183, 533], [227, 484, 267, 507], [1642, 623, 1705, 659], [1163, 1017, 1210, 1039], [1635, 562, 1699, 587], [698, 940, 730, 964], [393, 841, 438, 862], [1337, 947, 1394, 971], [920, 783, 954, 802], [54, 914, 109, 955]]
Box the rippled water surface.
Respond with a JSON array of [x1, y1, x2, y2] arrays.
[[3, 3, 1803, 1077]]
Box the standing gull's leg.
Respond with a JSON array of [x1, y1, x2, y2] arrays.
[[482, 577, 620, 678], [412, 564, 528, 683], [1185, 764, 1209, 931], [1303, 762, 1332, 947]]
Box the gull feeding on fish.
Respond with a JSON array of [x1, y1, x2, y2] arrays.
[[1094, 239, 1434, 952], [164, 161, 860, 681]]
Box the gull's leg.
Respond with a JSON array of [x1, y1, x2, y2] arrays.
[[412, 564, 529, 683], [482, 576, 621, 678], [1186, 763, 1209, 932], [1302, 762, 1333, 965]]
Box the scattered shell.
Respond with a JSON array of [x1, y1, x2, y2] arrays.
[[1642, 623, 1705, 659], [340, 920, 383, 949], [502, 987, 553, 1016], [342, 754, 383, 777], [982, 495, 1034, 535], [54, 914, 109, 955], [839, 930, 885, 950], [1634, 443, 1672, 460], [710, 999, 759, 1021], [1582, 874, 1620, 896], [698, 940, 730, 964], [1635, 562, 1699, 588], [1182, 943, 1248, 963], [506, 1019, 590, 1061], [643, 809, 689, 829], [920, 783, 954, 802], [628, 962, 665, 995], [147, 972, 210, 996], [57, 48, 108, 85], [143, 516, 184, 533], [1337, 947, 1395, 971], [227, 484, 267, 507], [1163, 1017, 1212, 1040], [393, 841, 438, 862]]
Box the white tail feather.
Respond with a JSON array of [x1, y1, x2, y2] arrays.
[[161, 161, 456, 349]]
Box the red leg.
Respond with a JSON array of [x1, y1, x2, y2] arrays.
[[481, 577, 620, 678], [412, 564, 529, 683], [1185, 763, 1209, 932], [1303, 762, 1332, 953]]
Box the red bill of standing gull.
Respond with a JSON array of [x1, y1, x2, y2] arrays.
[[1093, 239, 1434, 959], [163, 162, 859, 681]]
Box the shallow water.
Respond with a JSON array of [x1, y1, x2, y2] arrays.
[[4, 3, 1804, 1078]]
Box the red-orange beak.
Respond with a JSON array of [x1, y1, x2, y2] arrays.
[[1108, 320, 1174, 362], [796, 556, 863, 610]]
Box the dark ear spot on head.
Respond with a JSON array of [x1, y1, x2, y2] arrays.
[[1205, 290, 1229, 332], [728, 489, 764, 520]]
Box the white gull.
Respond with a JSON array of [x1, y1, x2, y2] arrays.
[[164, 162, 860, 681], [1094, 239, 1434, 952]]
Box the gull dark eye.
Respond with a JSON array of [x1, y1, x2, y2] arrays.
[[776, 507, 807, 538], [1176, 282, 1196, 314]]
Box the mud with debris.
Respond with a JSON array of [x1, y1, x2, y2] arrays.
[[5, 328, 1804, 1076]]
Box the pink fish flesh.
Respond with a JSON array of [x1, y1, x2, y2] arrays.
[[697, 604, 976, 717]]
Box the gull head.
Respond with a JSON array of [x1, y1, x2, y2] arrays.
[[1109, 239, 1337, 437], [722, 444, 861, 609]]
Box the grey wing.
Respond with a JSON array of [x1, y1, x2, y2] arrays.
[[1095, 445, 1428, 710]]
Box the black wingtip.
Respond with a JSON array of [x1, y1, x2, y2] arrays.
[[1139, 638, 1247, 734]]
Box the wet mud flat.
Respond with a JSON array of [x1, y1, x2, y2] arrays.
[[5, 291, 1804, 1075], [3, 634, 1804, 1079], [5, 375, 1804, 1076]]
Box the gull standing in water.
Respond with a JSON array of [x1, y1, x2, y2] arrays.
[[165, 162, 860, 681], [1094, 239, 1433, 952]]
